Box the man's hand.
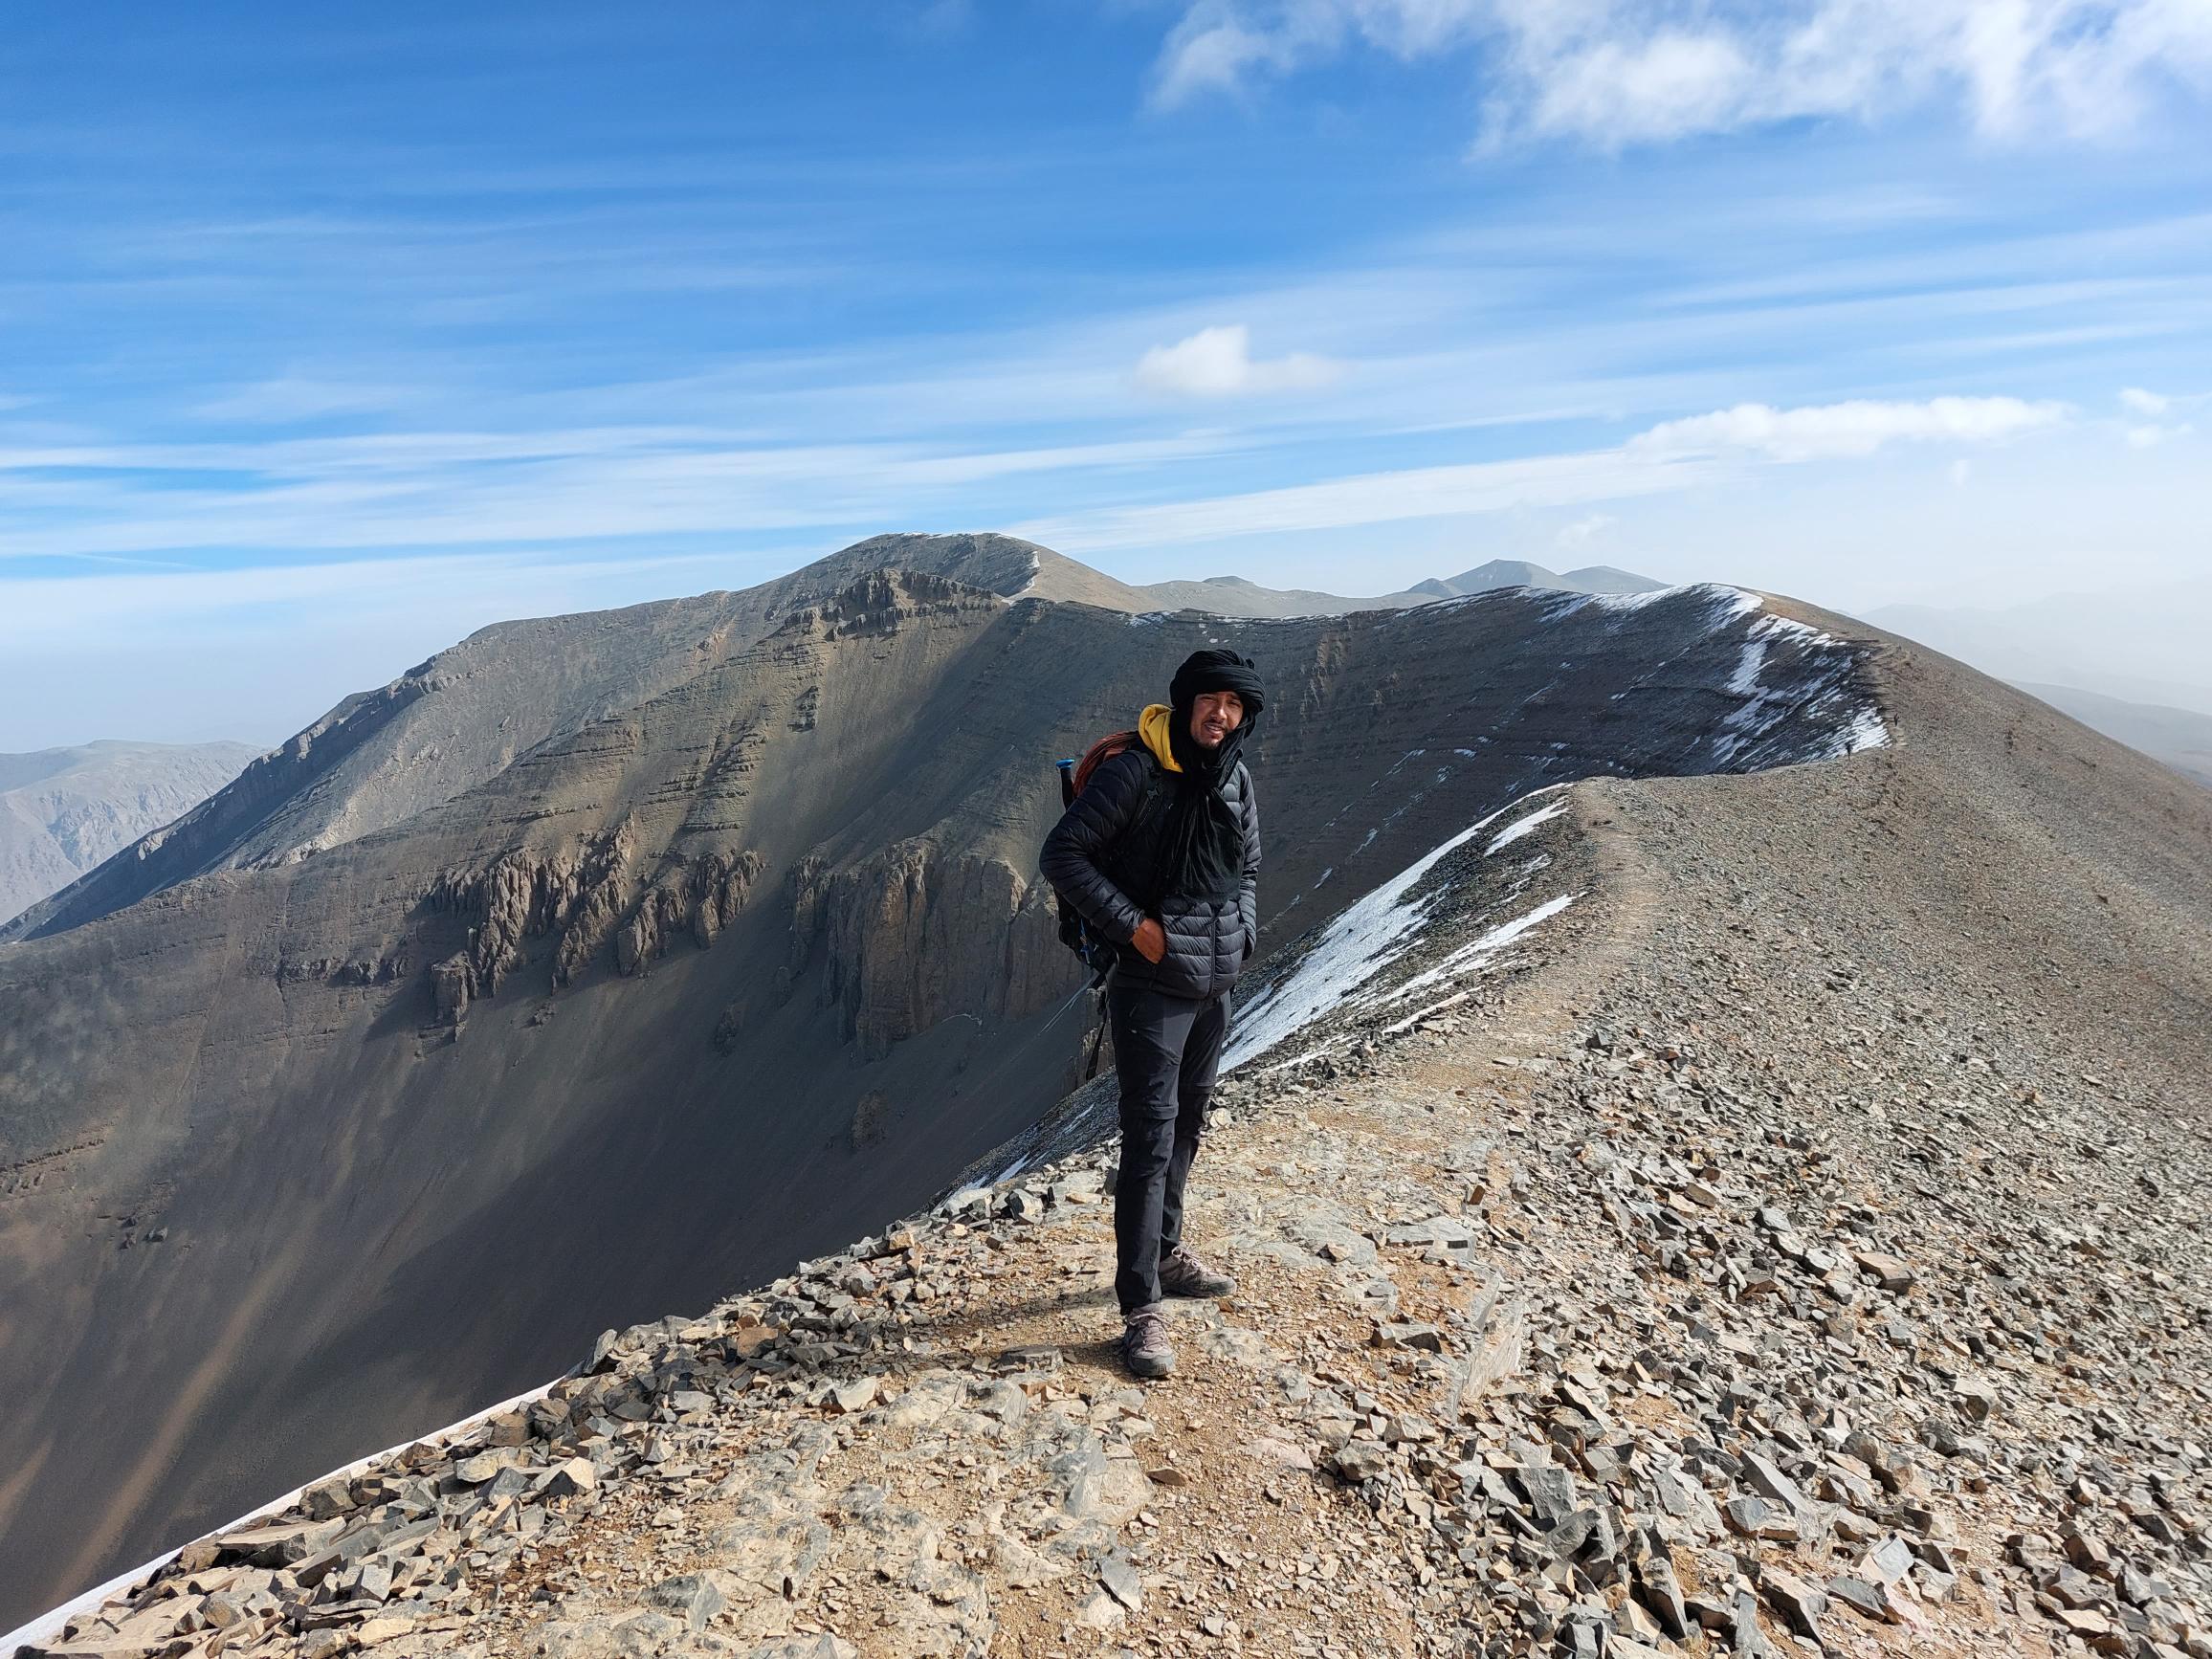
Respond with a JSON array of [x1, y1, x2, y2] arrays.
[[1131, 918, 1167, 963]]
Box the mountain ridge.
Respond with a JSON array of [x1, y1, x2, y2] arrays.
[[13, 597, 2211, 1659], [0, 568, 1879, 1627], [1412, 561, 1667, 601], [0, 538, 1666, 947], [2012, 681, 2212, 791]]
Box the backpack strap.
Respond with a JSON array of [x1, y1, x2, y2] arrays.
[[1060, 730, 1174, 913], [1112, 750, 1174, 915]]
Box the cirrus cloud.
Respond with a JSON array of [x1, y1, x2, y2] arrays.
[[1017, 390, 2070, 550]]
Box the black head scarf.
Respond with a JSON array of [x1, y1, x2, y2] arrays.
[[1155, 649, 1265, 904]]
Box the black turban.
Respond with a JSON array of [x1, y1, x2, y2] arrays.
[[1156, 649, 1264, 903], [1169, 648, 1266, 719]]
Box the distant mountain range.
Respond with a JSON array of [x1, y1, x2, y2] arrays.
[[1043, 554, 1666, 615], [1857, 584, 2212, 792], [1866, 582, 2212, 719], [0, 741, 260, 924], [2012, 683, 2212, 791], [1410, 560, 1668, 600]]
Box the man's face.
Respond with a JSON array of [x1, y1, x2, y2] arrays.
[[1188, 690, 1245, 750]]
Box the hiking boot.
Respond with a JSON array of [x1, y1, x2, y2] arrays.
[[1120, 1305, 1175, 1380], [1158, 1245, 1237, 1300]]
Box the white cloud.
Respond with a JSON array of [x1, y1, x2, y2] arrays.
[[1628, 395, 2067, 461], [1523, 30, 1756, 144], [2125, 421, 2194, 447], [1133, 324, 1340, 399], [1949, 457, 1972, 486], [1149, 0, 2212, 144], [2115, 386, 2207, 443], [1154, 15, 1300, 105]]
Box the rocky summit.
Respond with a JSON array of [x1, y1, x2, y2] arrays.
[[11, 582, 2210, 1658]]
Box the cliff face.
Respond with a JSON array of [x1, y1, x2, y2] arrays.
[[0, 574, 1885, 1628], [797, 842, 1065, 1056]]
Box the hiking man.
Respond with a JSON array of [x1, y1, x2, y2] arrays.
[[1040, 648, 1265, 1380]]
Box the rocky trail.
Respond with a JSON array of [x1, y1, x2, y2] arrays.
[[18, 621, 2212, 1659]]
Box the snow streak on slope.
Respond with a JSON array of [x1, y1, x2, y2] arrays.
[[1383, 892, 1579, 1008], [1485, 799, 1569, 854], [1222, 785, 1573, 1070], [1546, 586, 1889, 769], [1711, 607, 1889, 765]]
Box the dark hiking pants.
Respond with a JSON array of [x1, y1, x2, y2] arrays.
[[1109, 980, 1229, 1315]]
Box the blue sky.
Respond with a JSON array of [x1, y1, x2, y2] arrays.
[[3, 0, 2208, 747]]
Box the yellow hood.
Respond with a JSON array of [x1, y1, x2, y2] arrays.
[[1137, 703, 1181, 774]]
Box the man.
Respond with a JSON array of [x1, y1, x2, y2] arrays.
[[1040, 648, 1265, 1380]]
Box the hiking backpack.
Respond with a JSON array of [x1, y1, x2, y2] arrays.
[[1051, 731, 1165, 986]]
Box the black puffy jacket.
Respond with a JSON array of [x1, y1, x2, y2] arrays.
[[1040, 748, 1261, 1001]]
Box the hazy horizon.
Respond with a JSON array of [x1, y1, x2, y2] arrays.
[[8, 538, 2209, 749]]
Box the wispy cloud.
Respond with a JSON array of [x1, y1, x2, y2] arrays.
[[1150, 0, 2212, 144], [194, 374, 425, 424], [2116, 384, 2204, 445], [0, 427, 1250, 560], [2124, 421, 2194, 447], [1133, 324, 1340, 399], [1016, 445, 1713, 550], [0, 549, 784, 644], [1628, 396, 2068, 462], [1556, 512, 1614, 548], [1018, 392, 2067, 549]]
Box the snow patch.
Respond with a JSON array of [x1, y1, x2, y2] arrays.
[[1222, 785, 1571, 1070], [1576, 586, 1678, 610], [1548, 583, 1761, 622], [1708, 608, 1890, 764], [1485, 800, 1569, 854], [1836, 707, 1890, 754], [1385, 893, 1580, 1004]]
